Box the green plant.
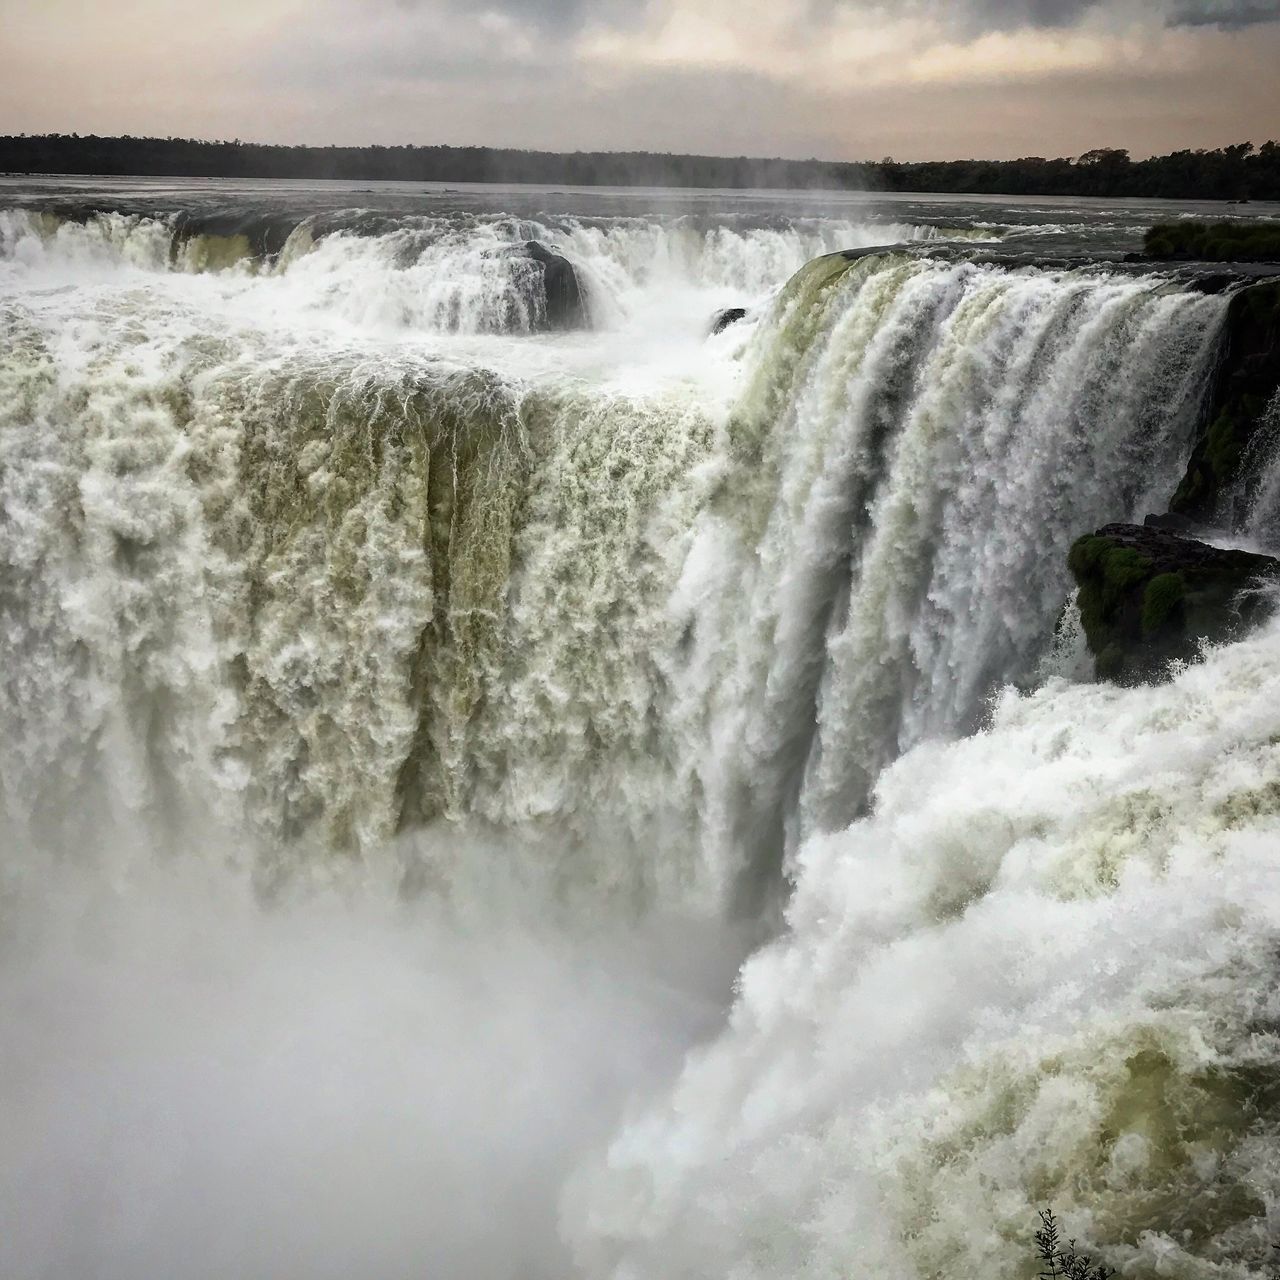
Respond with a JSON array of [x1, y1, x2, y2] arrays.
[[1034, 1209, 1115, 1280]]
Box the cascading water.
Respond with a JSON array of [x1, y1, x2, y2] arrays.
[[682, 254, 1222, 899], [0, 204, 989, 336], [1, 179, 1277, 1280], [1233, 388, 1280, 541], [567, 610, 1280, 1280]]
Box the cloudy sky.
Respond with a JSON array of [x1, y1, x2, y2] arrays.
[[2, 0, 1278, 160]]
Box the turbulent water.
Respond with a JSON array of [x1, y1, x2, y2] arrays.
[[2, 177, 1280, 1279]]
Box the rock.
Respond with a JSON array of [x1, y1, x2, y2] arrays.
[[1068, 522, 1280, 682], [710, 307, 747, 335], [521, 240, 586, 331], [1168, 281, 1280, 522], [1142, 511, 1199, 533], [1185, 273, 1243, 297]]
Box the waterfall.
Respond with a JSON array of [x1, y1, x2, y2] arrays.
[[683, 254, 1222, 901], [0, 250, 1225, 908], [3, 189, 1273, 1280], [1233, 388, 1280, 541]]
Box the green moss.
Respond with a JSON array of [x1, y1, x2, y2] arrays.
[[1070, 537, 1156, 670], [1141, 573, 1186, 636], [1067, 534, 1108, 577], [1076, 581, 1105, 641], [1099, 546, 1152, 591]]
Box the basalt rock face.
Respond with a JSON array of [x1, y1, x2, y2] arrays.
[[1069, 523, 1279, 682], [521, 240, 586, 331], [1170, 281, 1280, 522]]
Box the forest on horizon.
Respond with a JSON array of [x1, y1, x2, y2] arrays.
[[3, 134, 1279, 201]]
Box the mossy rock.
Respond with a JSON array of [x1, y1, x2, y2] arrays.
[[1141, 572, 1186, 635], [1069, 523, 1279, 683]]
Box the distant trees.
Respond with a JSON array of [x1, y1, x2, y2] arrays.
[[2, 134, 1279, 200], [0, 134, 869, 190], [874, 141, 1280, 200]]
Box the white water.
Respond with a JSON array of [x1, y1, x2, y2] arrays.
[[1, 190, 1275, 1279], [569, 608, 1280, 1280], [0, 206, 986, 338], [1234, 388, 1280, 541]]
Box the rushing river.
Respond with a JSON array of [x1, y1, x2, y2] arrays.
[[3, 176, 1280, 1280]]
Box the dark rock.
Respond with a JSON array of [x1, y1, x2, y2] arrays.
[[521, 240, 586, 331], [1169, 281, 1280, 522], [1143, 511, 1199, 533], [710, 306, 747, 335], [1068, 522, 1279, 682], [1185, 273, 1242, 297]]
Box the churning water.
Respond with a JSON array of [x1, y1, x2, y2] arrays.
[[2, 176, 1280, 1279]]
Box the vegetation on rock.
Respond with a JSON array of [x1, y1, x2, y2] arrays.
[[1143, 221, 1280, 263], [1068, 523, 1279, 682]]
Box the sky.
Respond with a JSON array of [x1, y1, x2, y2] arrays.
[[2, 0, 1278, 161]]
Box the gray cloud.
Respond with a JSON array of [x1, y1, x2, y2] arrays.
[[911, 0, 1280, 31], [941, 0, 1098, 30], [758, 0, 1280, 41], [1169, 0, 1280, 26], [4, 0, 1276, 158], [384, 0, 1280, 40], [396, 0, 645, 34]]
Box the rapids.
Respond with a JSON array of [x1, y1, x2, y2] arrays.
[[2, 179, 1279, 1280]]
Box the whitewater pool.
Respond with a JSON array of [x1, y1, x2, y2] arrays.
[[2, 177, 1280, 1280]]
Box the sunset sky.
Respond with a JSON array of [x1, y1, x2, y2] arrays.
[[3, 0, 1278, 160]]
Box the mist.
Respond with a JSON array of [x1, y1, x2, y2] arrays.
[[0, 835, 746, 1280]]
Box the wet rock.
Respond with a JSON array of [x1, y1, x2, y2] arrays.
[[521, 240, 586, 331], [1143, 511, 1199, 533], [1068, 522, 1280, 682], [710, 306, 747, 335]]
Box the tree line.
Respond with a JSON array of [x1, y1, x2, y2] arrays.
[[2, 134, 1279, 200]]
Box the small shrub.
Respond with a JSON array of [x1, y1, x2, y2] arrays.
[[1034, 1209, 1115, 1280]]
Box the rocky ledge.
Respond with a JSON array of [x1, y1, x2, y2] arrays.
[[1068, 522, 1280, 682]]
